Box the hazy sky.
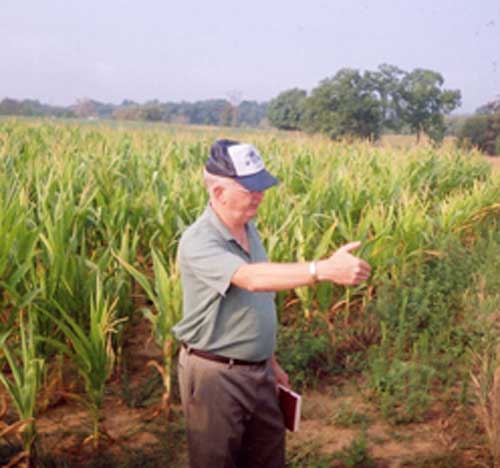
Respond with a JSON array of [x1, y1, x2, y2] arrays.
[[2, 0, 499, 113]]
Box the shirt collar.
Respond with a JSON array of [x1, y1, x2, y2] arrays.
[[204, 203, 237, 242], [204, 204, 256, 250]]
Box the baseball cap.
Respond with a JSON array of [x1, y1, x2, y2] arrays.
[[205, 139, 278, 192]]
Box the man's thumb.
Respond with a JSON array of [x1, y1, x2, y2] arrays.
[[338, 241, 362, 253]]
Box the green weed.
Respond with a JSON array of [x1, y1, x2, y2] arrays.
[[332, 432, 375, 468]]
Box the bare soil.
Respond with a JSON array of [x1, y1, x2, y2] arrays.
[[486, 155, 500, 172], [287, 384, 488, 467]]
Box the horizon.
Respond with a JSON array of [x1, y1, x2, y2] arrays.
[[0, 95, 484, 118]]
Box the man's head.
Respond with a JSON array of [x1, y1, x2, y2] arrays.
[[204, 140, 278, 224]]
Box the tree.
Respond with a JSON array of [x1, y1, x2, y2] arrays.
[[0, 98, 75, 118], [366, 63, 406, 132], [219, 102, 234, 127], [189, 99, 228, 125], [0, 98, 22, 115], [398, 69, 461, 143], [476, 96, 500, 115], [113, 105, 142, 120], [238, 101, 268, 127], [302, 69, 382, 140], [267, 88, 307, 130], [140, 105, 163, 122], [458, 113, 500, 155]]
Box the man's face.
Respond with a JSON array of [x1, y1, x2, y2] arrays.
[[220, 182, 264, 222]]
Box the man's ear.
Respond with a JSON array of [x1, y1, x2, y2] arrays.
[[212, 184, 225, 203]]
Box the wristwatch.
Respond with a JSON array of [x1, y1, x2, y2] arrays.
[[309, 261, 319, 283]]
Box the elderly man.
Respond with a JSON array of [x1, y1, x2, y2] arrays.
[[173, 139, 371, 468]]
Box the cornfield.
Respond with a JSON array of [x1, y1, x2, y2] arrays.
[[0, 119, 499, 465]]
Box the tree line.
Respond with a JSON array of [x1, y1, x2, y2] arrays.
[[0, 97, 268, 127], [267, 64, 462, 143]]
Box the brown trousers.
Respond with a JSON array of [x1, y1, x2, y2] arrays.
[[178, 347, 285, 468]]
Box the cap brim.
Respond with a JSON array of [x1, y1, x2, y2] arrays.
[[235, 169, 278, 192]]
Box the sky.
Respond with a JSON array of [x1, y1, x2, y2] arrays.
[[1, 0, 499, 113]]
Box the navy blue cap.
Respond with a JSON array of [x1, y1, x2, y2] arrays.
[[205, 139, 278, 192]]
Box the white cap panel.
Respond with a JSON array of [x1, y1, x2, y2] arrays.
[[227, 144, 265, 177]]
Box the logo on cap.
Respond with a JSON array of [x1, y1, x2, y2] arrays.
[[245, 149, 261, 167]]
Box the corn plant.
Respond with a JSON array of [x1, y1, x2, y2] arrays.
[[469, 246, 500, 467], [38, 276, 123, 448], [0, 185, 39, 334], [115, 249, 182, 416], [471, 345, 500, 467], [0, 310, 44, 465]]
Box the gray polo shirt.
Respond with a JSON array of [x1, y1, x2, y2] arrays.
[[173, 204, 277, 361]]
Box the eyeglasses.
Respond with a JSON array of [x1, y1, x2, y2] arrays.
[[221, 182, 255, 194]]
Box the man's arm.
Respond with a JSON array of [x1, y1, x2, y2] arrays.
[[232, 241, 371, 292]]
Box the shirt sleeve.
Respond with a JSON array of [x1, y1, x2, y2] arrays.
[[179, 234, 247, 296]]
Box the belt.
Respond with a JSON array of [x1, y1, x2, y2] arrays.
[[181, 342, 266, 366]]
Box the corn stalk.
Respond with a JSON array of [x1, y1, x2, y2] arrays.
[[38, 276, 123, 449], [114, 249, 182, 416], [0, 310, 44, 466]]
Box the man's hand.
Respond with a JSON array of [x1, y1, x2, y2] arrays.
[[271, 356, 290, 389], [318, 241, 371, 286]]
